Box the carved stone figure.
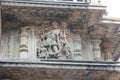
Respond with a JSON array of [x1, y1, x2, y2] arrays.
[[37, 45, 48, 59], [37, 21, 72, 59], [58, 43, 72, 59]]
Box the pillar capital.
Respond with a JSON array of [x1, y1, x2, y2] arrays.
[[92, 39, 101, 45], [20, 26, 30, 37], [89, 24, 106, 40]]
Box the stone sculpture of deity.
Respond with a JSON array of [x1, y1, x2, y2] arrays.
[[37, 21, 72, 59]]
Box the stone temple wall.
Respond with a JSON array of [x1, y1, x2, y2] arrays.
[[1, 22, 95, 61]]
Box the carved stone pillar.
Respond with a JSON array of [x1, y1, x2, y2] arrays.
[[19, 26, 29, 59], [92, 39, 101, 61], [100, 37, 113, 61], [0, 7, 2, 56], [89, 25, 106, 61]]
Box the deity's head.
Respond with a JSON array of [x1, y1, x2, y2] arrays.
[[62, 22, 67, 28], [51, 21, 59, 29]]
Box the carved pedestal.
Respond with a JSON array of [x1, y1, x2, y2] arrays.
[[92, 39, 101, 61], [19, 26, 29, 59]]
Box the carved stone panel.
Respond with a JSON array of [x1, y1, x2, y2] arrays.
[[36, 21, 72, 59]]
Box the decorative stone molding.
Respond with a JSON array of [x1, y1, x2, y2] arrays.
[[0, 0, 88, 9], [0, 59, 120, 71], [0, 0, 106, 10]]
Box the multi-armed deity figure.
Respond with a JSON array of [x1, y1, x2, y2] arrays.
[[37, 21, 72, 59]]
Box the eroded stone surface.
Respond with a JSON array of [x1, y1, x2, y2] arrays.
[[0, 67, 120, 80], [1, 6, 120, 61]]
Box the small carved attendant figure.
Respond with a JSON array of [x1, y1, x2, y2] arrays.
[[58, 43, 72, 59], [37, 45, 48, 59]]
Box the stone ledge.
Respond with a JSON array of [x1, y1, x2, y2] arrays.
[[0, 58, 119, 71], [0, 0, 106, 9], [0, 0, 88, 9]]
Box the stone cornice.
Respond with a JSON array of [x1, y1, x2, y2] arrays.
[[0, 59, 120, 71], [0, 0, 88, 9], [0, 0, 106, 10]]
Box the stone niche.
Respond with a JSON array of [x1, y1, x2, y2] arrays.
[[1, 6, 95, 60], [1, 20, 95, 61]]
